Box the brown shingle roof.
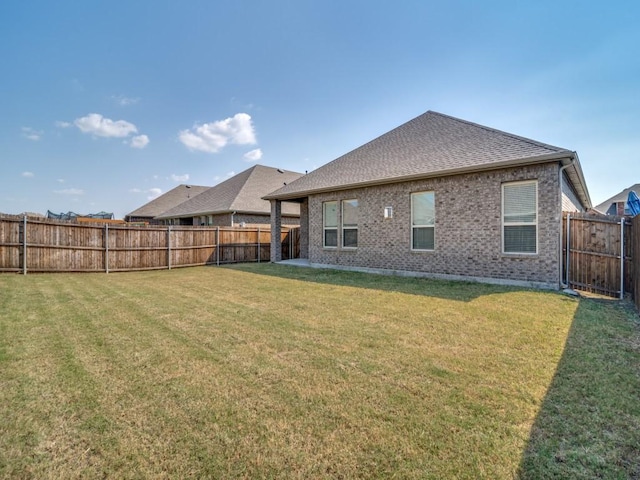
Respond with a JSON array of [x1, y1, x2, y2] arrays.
[[126, 184, 210, 218], [264, 111, 590, 208], [156, 165, 303, 219]]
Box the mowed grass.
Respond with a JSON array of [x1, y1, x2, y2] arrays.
[[0, 264, 638, 479]]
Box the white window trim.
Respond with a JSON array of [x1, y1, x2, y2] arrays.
[[502, 180, 538, 255], [323, 201, 338, 249], [411, 191, 435, 251], [341, 199, 358, 249]]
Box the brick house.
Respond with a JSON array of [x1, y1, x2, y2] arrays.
[[156, 165, 303, 227], [265, 111, 591, 289], [593, 184, 640, 216], [125, 184, 209, 224]]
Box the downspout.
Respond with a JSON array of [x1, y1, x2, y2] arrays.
[[559, 155, 576, 288], [230, 211, 236, 227]]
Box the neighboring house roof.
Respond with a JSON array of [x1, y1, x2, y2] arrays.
[[264, 111, 591, 208], [593, 184, 640, 214], [126, 184, 210, 219], [156, 165, 303, 219]]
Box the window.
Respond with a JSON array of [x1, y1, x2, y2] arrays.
[[502, 181, 537, 254], [342, 199, 358, 248], [323, 201, 338, 248], [411, 192, 435, 250]]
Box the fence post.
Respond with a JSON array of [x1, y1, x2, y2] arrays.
[[620, 219, 625, 299], [22, 215, 27, 275], [167, 226, 172, 270], [216, 227, 220, 266], [105, 224, 110, 274], [257, 227, 261, 263]]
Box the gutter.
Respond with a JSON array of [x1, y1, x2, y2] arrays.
[[263, 151, 576, 201], [560, 152, 591, 209]]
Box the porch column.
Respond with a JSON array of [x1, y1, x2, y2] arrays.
[[299, 198, 309, 259], [270, 199, 282, 262]]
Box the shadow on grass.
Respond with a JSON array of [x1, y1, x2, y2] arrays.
[[517, 298, 640, 479], [222, 262, 533, 303]]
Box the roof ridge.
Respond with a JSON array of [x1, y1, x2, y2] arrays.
[[176, 183, 209, 188], [427, 110, 568, 153], [219, 166, 256, 209], [228, 164, 298, 210], [126, 183, 211, 217]]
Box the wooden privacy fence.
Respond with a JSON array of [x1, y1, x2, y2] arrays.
[[0, 216, 299, 273], [563, 212, 634, 299]]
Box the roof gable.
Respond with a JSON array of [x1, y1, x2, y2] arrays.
[[156, 165, 303, 219], [126, 184, 210, 218], [265, 111, 581, 200], [594, 184, 640, 214]]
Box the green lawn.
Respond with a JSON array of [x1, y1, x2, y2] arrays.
[[0, 264, 638, 479]]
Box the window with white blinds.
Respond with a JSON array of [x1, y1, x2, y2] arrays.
[[502, 181, 537, 254]]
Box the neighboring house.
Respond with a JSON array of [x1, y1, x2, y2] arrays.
[[125, 184, 209, 224], [593, 184, 640, 216], [156, 165, 303, 227], [265, 111, 591, 289]]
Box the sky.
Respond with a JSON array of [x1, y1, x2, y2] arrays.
[[1, 1, 638, 218]]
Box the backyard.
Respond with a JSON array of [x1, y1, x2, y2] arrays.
[[0, 264, 638, 479]]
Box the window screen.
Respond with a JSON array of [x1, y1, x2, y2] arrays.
[[503, 181, 537, 253], [411, 191, 435, 250]]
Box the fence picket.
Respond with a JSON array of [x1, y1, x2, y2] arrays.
[[564, 212, 635, 299]]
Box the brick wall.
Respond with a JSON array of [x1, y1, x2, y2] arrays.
[[307, 163, 563, 288], [299, 198, 309, 258]]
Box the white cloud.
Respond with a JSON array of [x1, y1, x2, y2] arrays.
[[214, 171, 236, 182], [179, 113, 256, 153], [147, 188, 162, 200], [57, 178, 65, 183], [171, 173, 189, 182], [55, 121, 71, 128], [112, 94, 140, 106], [54, 188, 84, 195], [74, 113, 138, 138], [22, 127, 42, 141], [130, 134, 149, 149], [243, 148, 263, 161], [22, 171, 34, 178], [130, 187, 162, 199]]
